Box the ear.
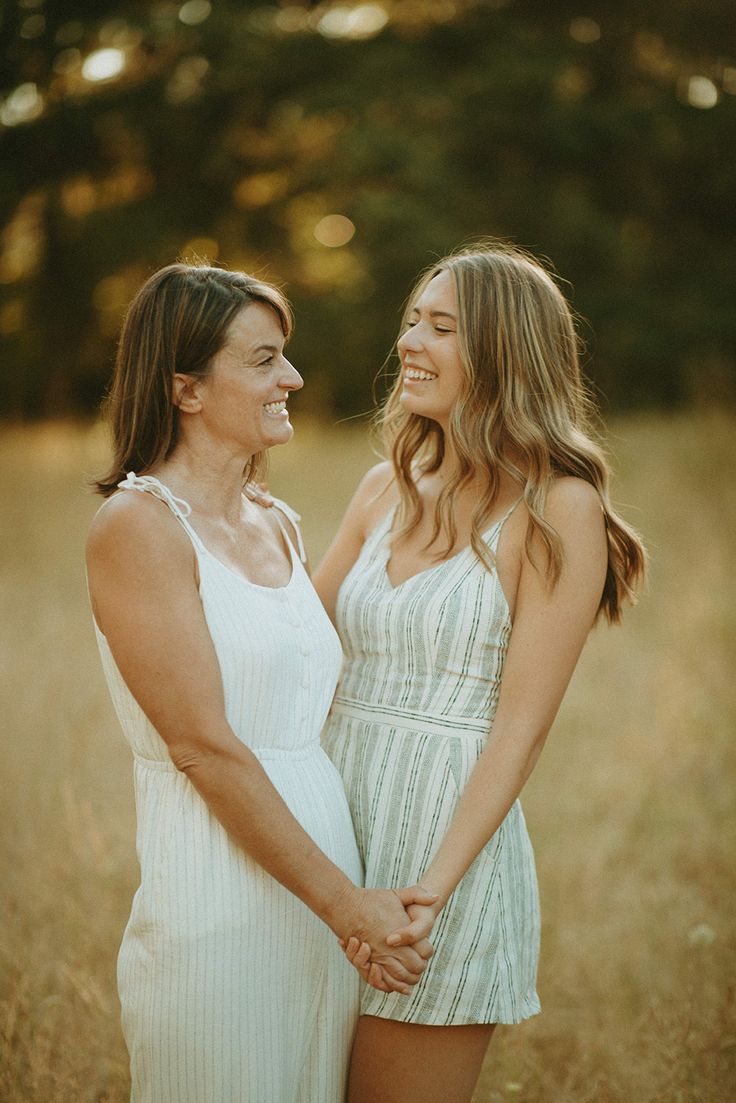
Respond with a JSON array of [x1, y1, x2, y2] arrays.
[[172, 373, 203, 413]]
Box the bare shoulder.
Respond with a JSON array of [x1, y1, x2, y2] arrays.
[[353, 461, 398, 532], [357, 460, 395, 500], [545, 476, 604, 531], [86, 490, 192, 570]]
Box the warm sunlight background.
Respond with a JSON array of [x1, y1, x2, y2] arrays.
[[2, 1, 735, 1097], [1, 412, 734, 1102]]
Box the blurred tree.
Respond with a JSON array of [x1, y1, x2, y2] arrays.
[[0, 0, 734, 417]]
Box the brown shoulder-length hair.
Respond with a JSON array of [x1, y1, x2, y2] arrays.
[[94, 263, 293, 496], [380, 240, 647, 624]]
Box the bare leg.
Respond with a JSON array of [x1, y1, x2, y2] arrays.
[[348, 1015, 496, 1103]]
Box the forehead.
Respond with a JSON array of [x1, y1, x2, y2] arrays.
[[411, 268, 456, 313], [224, 301, 284, 351]]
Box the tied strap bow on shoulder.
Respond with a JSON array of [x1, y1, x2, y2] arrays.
[[117, 472, 193, 518]]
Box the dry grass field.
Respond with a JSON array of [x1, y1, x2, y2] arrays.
[[1, 411, 734, 1102]]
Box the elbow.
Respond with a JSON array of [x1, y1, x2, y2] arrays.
[[167, 727, 250, 778], [522, 726, 549, 778], [169, 743, 207, 776], [168, 738, 227, 777]]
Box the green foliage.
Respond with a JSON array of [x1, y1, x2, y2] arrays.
[[0, 1, 734, 416]]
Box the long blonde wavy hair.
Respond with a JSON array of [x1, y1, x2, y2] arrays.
[[380, 241, 646, 624]]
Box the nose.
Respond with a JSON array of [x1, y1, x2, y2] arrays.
[[280, 358, 303, 392], [397, 325, 422, 356]]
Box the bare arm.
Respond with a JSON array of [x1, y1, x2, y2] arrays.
[[384, 478, 609, 946], [313, 461, 396, 622], [87, 492, 432, 988]]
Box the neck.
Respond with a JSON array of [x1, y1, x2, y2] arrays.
[[154, 436, 255, 521], [436, 433, 462, 482], [430, 429, 525, 498]]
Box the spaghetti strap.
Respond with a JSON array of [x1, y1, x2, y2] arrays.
[[115, 472, 207, 552], [487, 495, 524, 548], [271, 497, 308, 564]]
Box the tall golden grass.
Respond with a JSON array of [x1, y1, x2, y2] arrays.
[[1, 412, 734, 1102]]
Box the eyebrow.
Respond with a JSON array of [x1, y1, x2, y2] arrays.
[[251, 343, 280, 354], [408, 308, 457, 321]]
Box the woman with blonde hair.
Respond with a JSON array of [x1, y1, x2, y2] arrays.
[[86, 263, 436, 1103], [315, 242, 646, 1103]]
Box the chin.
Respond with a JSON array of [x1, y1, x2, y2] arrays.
[[269, 422, 294, 447], [400, 391, 433, 417], [399, 389, 421, 411]]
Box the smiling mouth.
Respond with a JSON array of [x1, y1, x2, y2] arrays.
[[263, 399, 288, 415], [403, 368, 437, 382]]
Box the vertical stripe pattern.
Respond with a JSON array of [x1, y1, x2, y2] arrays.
[[322, 504, 541, 1026], [93, 475, 361, 1102]]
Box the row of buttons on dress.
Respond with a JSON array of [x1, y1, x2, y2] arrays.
[[275, 589, 312, 692]]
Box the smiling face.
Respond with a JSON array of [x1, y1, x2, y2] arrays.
[[191, 301, 303, 455], [396, 268, 465, 430]]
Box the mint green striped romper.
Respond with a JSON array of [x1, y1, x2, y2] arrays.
[[322, 502, 541, 1026]]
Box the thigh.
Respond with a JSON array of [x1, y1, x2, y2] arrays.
[[348, 1015, 495, 1103]]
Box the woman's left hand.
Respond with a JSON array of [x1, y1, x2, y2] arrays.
[[340, 936, 435, 993]]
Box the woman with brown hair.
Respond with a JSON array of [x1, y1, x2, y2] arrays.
[[86, 263, 435, 1103], [315, 241, 646, 1103]]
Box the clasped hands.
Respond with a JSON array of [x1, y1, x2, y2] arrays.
[[333, 885, 442, 996]]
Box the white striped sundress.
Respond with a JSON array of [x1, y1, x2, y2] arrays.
[[322, 502, 541, 1026], [92, 474, 361, 1103]]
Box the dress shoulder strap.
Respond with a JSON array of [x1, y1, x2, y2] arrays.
[[486, 495, 524, 549], [114, 472, 207, 552], [270, 497, 307, 564]]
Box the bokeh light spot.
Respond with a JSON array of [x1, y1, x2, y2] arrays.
[[166, 56, 210, 103], [0, 299, 25, 336], [53, 48, 82, 76], [569, 17, 601, 44], [0, 192, 45, 282], [234, 172, 289, 209], [179, 1, 212, 26], [318, 4, 388, 40], [93, 269, 147, 336], [61, 176, 97, 218], [82, 48, 126, 83], [274, 6, 311, 33], [181, 237, 219, 263], [0, 83, 44, 127], [687, 76, 718, 109], [314, 215, 356, 247], [20, 14, 46, 39]]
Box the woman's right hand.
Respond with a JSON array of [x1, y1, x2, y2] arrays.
[[329, 885, 436, 994]]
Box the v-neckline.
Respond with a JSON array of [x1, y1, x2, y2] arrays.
[[381, 504, 509, 592]]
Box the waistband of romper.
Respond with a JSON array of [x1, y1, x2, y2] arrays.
[[132, 740, 324, 773], [330, 697, 490, 740]]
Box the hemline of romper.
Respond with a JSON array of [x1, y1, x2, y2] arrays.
[[359, 991, 541, 1027]]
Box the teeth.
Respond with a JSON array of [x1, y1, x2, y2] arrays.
[[404, 368, 437, 381], [264, 400, 286, 413]]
